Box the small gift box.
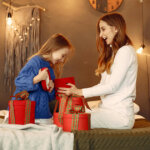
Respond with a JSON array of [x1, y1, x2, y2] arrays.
[[54, 77, 75, 100], [8, 91, 36, 125], [41, 67, 51, 91], [53, 94, 91, 131], [63, 113, 91, 132]]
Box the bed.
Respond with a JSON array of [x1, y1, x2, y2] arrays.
[[1, 102, 150, 150], [73, 118, 150, 150], [72, 101, 150, 150], [1, 118, 150, 150]]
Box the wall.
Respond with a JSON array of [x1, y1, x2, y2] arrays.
[[0, 0, 150, 119], [0, 2, 7, 109]]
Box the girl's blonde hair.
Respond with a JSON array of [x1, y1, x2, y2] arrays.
[[29, 33, 74, 78], [95, 12, 132, 77]]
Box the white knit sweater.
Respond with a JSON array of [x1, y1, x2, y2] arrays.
[[82, 45, 138, 115]]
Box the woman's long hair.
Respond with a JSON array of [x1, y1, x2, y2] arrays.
[[28, 33, 74, 78], [95, 12, 132, 77]]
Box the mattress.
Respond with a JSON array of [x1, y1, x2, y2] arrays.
[[73, 119, 150, 150]]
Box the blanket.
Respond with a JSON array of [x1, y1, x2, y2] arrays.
[[0, 124, 74, 150], [73, 119, 150, 150]]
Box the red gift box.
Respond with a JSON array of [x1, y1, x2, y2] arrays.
[[8, 91, 36, 125], [41, 67, 51, 91], [54, 77, 75, 100], [53, 94, 91, 131], [63, 113, 91, 132], [53, 111, 63, 127], [65, 96, 85, 113]]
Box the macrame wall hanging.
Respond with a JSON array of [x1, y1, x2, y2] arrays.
[[4, 7, 40, 93]]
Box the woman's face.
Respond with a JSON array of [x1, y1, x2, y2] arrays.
[[51, 47, 69, 64], [99, 20, 118, 45]]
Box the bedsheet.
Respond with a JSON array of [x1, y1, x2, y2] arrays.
[[0, 124, 74, 150]]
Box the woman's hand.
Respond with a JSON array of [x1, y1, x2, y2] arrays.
[[33, 68, 49, 84], [58, 83, 83, 96], [48, 80, 54, 93]]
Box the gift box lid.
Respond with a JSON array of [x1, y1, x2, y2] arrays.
[[41, 67, 51, 91], [8, 100, 35, 106], [54, 77, 75, 88]]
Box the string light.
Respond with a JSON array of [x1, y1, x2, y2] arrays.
[[7, 12, 12, 25], [7, 0, 12, 26], [7, 16, 39, 42], [136, 44, 145, 54], [136, 0, 145, 54], [5, 1, 40, 43], [137, 0, 150, 101]]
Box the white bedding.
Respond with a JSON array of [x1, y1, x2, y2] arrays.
[[0, 123, 74, 150]]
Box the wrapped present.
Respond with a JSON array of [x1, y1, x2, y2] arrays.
[[53, 100, 63, 127], [63, 112, 91, 132], [53, 95, 67, 127], [53, 94, 91, 131], [8, 91, 36, 125], [41, 67, 51, 91], [54, 77, 75, 100]]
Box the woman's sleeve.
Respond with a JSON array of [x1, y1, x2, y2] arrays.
[[15, 62, 39, 92], [82, 47, 136, 98]]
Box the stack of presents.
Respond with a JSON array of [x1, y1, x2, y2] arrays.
[[8, 73, 91, 132]]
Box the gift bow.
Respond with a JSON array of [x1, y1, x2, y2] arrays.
[[9, 90, 31, 124], [69, 105, 85, 131], [57, 94, 90, 127], [15, 90, 29, 100], [69, 105, 84, 114]]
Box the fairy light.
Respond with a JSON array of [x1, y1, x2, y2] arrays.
[[6, 5, 40, 42], [136, 0, 145, 54], [137, 44, 145, 54], [24, 32, 28, 36], [7, 0, 13, 26], [137, 0, 150, 101], [7, 12, 12, 25]]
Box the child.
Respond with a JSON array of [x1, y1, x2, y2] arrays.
[[12, 33, 74, 124]]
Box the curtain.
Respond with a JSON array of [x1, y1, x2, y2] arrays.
[[4, 7, 40, 92]]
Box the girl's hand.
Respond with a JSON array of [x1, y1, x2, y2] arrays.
[[58, 83, 83, 96], [38, 68, 49, 81], [33, 68, 49, 84], [48, 80, 54, 93]]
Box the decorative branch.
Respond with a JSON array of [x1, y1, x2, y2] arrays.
[[2, 1, 46, 11]]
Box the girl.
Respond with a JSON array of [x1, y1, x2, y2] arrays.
[[13, 33, 74, 124], [58, 13, 138, 129]]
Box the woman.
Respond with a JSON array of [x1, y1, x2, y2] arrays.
[[12, 33, 74, 124], [58, 13, 138, 129]]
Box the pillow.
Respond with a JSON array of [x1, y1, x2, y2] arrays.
[[0, 110, 8, 124], [133, 103, 140, 114]]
